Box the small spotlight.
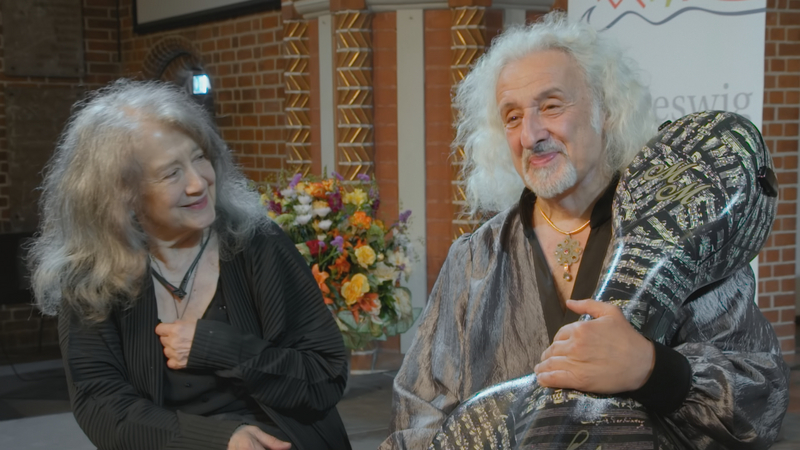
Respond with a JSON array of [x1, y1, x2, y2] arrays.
[[192, 74, 211, 95]]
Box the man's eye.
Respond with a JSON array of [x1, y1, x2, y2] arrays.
[[505, 115, 520, 126]]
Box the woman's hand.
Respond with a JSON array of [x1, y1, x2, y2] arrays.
[[154, 320, 197, 369], [534, 299, 655, 394], [228, 425, 292, 450]]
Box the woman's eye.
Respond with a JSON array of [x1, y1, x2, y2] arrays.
[[165, 169, 179, 180], [194, 153, 207, 161]]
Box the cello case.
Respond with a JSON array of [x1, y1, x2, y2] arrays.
[[429, 111, 779, 450]]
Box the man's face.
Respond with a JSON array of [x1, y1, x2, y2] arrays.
[[496, 50, 607, 199]]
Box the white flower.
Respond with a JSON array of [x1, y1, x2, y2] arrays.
[[295, 214, 313, 225], [297, 195, 313, 205], [388, 250, 412, 277], [318, 219, 333, 231], [280, 188, 297, 198], [294, 204, 312, 214], [373, 262, 399, 284], [317, 234, 327, 241], [313, 206, 331, 217], [392, 287, 412, 319], [393, 232, 409, 247]]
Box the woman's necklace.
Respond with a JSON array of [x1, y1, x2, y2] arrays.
[[150, 231, 212, 319], [538, 207, 590, 282]]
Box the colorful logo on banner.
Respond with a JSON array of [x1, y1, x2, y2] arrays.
[[579, 0, 766, 31]]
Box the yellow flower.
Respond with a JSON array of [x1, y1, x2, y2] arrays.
[[268, 210, 277, 219], [295, 181, 307, 193], [260, 193, 269, 206], [341, 273, 370, 306], [343, 189, 367, 207], [355, 245, 376, 268], [312, 200, 329, 210]]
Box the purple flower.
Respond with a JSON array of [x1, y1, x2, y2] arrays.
[[332, 171, 344, 181], [331, 235, 344, 253], [268, 201, 283, 215], [328, 191, 343, 213], [399, 210, 412, 223], [288, 173, 303, 189], [372, 198, 380, 212], [357, 173, 371, 182]]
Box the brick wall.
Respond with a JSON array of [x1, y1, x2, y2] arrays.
[[0, 0, 120, 233], [118, 0, 285, 183], [760, 0, 800, 356], [424, 10, 454, 290], [0, 0, 119, 354]]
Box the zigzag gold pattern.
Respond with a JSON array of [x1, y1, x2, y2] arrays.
[[334, 10, 374, 181], [451, 7, 487, 239], [283, 20, 312, 176]]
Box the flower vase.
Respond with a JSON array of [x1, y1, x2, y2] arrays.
[[348, 340, 381, 375]]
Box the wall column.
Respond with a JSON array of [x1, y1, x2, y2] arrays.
[[450, 3, 488, 238], [333, 5, 374, 180], [282, 3, 313, 175]]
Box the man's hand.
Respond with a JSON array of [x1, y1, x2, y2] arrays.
[[228, 425, 292, 450], [534, 299, 655, 394], [154, 320, 197, 370]]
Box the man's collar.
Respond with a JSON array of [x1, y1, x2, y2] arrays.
[[519, 176, 620, 232]]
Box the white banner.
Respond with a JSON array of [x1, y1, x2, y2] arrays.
[[568, 0, 766, 127], [568, 0, 767, 286]]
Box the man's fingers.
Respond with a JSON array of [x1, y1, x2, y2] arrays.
[[551, 322, 576, 343], [536, 369, 580, 390], [565, 299, 620, 318], [253, 429, 291, 450], [540, 340, 571, 362]]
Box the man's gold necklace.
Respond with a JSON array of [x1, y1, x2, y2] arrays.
[[538, 208, 590, 282]]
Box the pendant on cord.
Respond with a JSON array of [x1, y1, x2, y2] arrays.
[[554, 236, 583, 282]]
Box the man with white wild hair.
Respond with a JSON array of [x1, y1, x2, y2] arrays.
[[381, 12, 788, 450]]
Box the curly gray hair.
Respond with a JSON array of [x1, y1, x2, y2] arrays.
[[455, 11, 656, 212], [29, 80, 267, 321]]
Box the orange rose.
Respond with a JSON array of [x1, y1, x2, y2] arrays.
[[306, 182, 327, 199], [349, 211, 372, 229]]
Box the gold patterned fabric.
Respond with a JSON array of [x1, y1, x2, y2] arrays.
[[380, 201, 788, 450]]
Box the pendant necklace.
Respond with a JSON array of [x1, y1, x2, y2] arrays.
[[150, 230, 212, 319], [538, 207, 590, 282]]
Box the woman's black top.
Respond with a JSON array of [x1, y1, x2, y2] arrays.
[[59, 224, 351, 450]]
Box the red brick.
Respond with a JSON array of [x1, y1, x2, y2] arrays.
[[778, 107, 800, 120]]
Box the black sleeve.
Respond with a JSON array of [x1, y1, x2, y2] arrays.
[[59, 307, 242, 450], [187, 224, 348, 417]]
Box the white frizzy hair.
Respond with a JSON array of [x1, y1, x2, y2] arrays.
[[29, 79, 267, 321], [455, 11, 657, 213]]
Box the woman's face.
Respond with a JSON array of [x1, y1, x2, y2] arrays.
[[135, 121, 216, 241]]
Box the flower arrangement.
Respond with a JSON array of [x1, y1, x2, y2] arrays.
[[263, 172, 420, 350]]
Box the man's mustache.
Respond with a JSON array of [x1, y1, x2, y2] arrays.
[[530, 139, 566, 155]]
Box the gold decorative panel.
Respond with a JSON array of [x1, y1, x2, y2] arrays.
[[451, 7, 486, 239], [283, 20, 312, 176], [334, 11, 374, 181]]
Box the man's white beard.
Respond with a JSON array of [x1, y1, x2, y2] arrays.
[[523, 141, 578, 199]]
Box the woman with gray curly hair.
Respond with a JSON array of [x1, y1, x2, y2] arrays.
[[29, 80, 351, 450]]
